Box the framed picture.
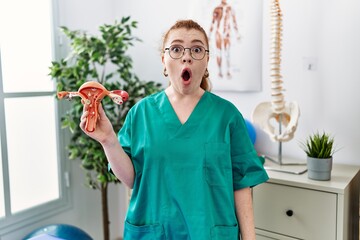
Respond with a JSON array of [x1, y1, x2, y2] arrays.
[[188, 0, 263, 92]]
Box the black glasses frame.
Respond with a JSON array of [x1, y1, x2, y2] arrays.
[[164, 45, 210, 60]]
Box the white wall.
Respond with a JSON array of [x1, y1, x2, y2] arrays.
[[114, 0, 360, 166], [4, 0, 359, 239], [255, 0, 360, 165]]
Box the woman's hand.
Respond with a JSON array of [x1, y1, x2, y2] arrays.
[[80, 103, 134, 187], [80, 103, 116, 145]]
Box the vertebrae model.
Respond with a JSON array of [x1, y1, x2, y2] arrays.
[[252, 0, 300, 142], [57, 81, 129, 132]]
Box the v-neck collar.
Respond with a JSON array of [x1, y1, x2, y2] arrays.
[[154, 91, 210, 139], [164, 90, 208, 125]]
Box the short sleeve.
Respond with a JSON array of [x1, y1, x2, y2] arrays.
[[231, 114, 269, 190]]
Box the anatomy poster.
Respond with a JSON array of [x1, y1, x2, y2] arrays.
[[188, 0, 262, 92]]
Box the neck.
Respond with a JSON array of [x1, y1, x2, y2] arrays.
[[165, 86, 205, 102], [164, 86, 205, 124]]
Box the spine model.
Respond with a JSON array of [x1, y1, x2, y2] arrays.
[[270, 0, 285, 114], [252, 0, 300, 143]]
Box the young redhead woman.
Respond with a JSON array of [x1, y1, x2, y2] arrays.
[[80, 19, 268, 240]]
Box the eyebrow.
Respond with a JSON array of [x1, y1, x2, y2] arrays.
[[170, 39, 205, 46]]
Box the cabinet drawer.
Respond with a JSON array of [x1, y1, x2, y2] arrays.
[[256, 229, 297, 239], [253, 183, 337, 240]]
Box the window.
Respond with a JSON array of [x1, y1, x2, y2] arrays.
[[0, 0, 68, 234]]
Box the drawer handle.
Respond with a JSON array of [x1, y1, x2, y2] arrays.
[[286, 210, 294, 217]]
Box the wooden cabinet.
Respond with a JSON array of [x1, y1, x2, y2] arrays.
[[253, 164, 360, 240]]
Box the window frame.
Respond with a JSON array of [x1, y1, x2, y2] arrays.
[[0, 0, 71, 235]]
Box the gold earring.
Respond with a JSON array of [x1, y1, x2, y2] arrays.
[[163, 68, 168, 77], [204, 68, 209, 78]]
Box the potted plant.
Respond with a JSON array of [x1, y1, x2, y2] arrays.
[[300, 131, 336, 180], [49, 17, 162, 240]]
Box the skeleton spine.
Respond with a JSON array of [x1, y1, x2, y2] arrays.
[[270, 0, 285, 114]]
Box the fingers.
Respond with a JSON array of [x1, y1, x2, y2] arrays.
[[80, 103, 107, 132], [97, 103, 106, 120], [80, 105, 89, 131]]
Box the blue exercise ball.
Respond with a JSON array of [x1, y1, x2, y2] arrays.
[[23, 224, 93, 240], [244, 119, 257, 145]]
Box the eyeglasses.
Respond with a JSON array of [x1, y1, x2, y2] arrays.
[[164, 45, 209, 60]]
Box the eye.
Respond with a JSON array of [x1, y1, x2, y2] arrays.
[[170, 45, 183, 53], [192, 46, 204, 53]]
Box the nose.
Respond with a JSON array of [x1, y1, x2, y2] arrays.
[[182, 48, 192, 63]]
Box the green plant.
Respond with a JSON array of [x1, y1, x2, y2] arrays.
[[301, 132, 336, 159], [49, 17, 162, 240]]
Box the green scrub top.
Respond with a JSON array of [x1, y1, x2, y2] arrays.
[[118, 91, 268, 240]]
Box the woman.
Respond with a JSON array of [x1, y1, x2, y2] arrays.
[[80, 19, 268, 240]]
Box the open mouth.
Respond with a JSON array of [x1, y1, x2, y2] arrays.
[[181, 69, 191, 81]]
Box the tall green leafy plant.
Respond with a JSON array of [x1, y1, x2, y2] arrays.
[[49, 17, 162, 240]]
